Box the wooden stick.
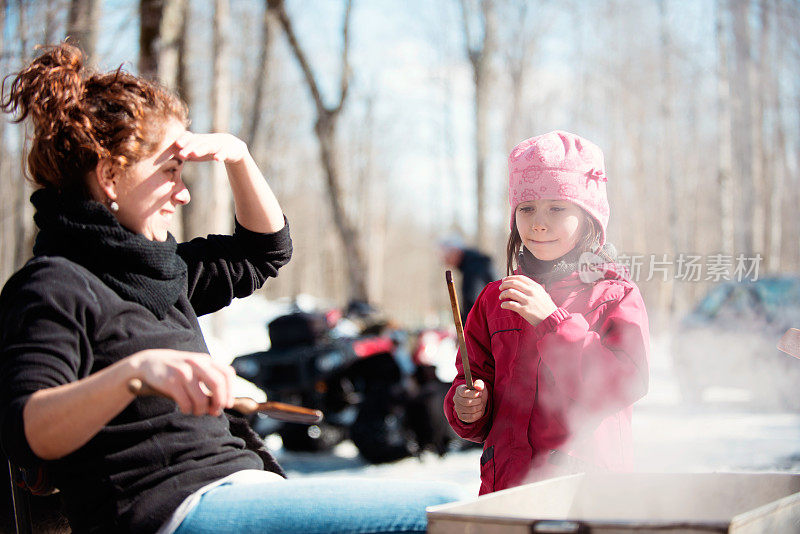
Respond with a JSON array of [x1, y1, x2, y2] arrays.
[[446, 270, 473, 389], [778, 328, 800, 359], [127, 378, 323, 424]]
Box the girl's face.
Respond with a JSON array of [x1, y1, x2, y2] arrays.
[[515, 199, 585, 261], [114, 119, 191, 241]]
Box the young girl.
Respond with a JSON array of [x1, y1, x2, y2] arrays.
[[444, 130, 650, 494]]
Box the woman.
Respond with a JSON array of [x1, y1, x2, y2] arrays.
[[0, 44, 461, 534]]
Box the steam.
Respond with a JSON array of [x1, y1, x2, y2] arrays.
[[514, 303, 800, 486]]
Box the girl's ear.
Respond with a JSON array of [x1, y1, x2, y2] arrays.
[[94, 158, 119, 201]]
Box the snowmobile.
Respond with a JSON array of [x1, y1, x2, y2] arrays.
[[231, 302, 459, 463]]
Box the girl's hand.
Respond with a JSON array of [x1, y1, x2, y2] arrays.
[[454, 379, 488, 423], [128, 349, 237, 416], [174, 132, 249, 165], [498, 275, 558, 326]]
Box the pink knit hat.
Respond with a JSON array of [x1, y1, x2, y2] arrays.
[[508, 130, 609, 246]]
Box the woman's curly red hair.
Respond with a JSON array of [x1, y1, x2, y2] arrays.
[[1, 42, 188, 194]]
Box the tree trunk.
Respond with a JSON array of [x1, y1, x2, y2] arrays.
[[717, 0, 735, 256], [658, 0, 678, 317], [461, 0, 496, 251], [0, 0, 6, 148], [67, 0, 100, 60], [356, 99, 385, 304], [316, 114, 369, 302], [474, 53, 490, 251], [766, 0, 782, 272], [750, 0, 766, 256], [0, 0, 9, 281], [158, 0, 187, 90], [139, 0, 161, 79], [43, 0, 59, 44], [14, 0, 34, 270], [271, 0, 369, 302], [245, 1, 276, 148], [160, 0, 188, 241], [502, 1, 540, 187], [176, 0, 196, 239], [211, 0, 232, 235], [140, 0, 189, 84], [731, 0, 754, 255], [138, 0, 188, 239]]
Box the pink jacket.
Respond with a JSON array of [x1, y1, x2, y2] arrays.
[[444, 263, 650, 494]]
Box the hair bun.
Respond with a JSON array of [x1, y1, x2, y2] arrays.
[[2, 42, 187, 191], [2, 43, 87, 131]]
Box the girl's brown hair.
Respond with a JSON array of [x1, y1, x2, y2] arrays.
[[1, 43, 188, 194], [505, 208, 609, 275]]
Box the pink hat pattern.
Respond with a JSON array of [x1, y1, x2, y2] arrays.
[[508, 130, 609, 246]]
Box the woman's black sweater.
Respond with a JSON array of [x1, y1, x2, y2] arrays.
[[0, 196, 292, 533]]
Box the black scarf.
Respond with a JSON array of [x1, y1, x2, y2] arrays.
[[519, 242, 617, 285], [31, 188, 187, 319]]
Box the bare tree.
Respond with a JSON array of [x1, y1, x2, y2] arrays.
[[0, 0, 6, 148], [209, 0, 233, 235], [730, 0, 757, 255], [501, 0, 543, 152], [658, 0, 679, 316], [140, 0, 188, 83], [765, 0, 784, 271], [717, 0, 735, 257], [269, 0, 371, 302], [750, 0, 767, 258], [139, 0, 161, 79], [14, 0, 34, 270], [354, 98, 386, 304], [245, 1, 277, 149], [157, 0, 188, 91], [174, 0, 196, 239], [459, 0, 496, 250], [160, 0, 190, 242], [43, 0, 62, 44], [791, 0, 800, 270], [0, 0, 11, 281], [67, 0, 99, 59]]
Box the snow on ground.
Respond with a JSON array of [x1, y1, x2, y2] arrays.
[[634, 334, 800, 474], [202, 296, 800, 494], [273, 443, 483, 496]]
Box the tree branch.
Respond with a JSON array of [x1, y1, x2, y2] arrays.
[[334, 0, 352, 114], [269, 0, 326, 116], [246, 0, 275, 147], [460, 0, 486, 68]]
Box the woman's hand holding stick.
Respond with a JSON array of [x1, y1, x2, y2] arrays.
[[127, 378, 323, 424]]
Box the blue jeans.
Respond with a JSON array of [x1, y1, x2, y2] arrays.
[[172, 477, 465, 534]]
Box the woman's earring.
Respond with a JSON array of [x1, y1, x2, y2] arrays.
[[109, 200, 119, 213]]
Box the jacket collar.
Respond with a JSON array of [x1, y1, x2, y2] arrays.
[[515, 244, 628, 290]]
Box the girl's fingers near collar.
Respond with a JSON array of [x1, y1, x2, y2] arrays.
[[499, 288, 526, 302], [500, 300, 522, 312], [500, 279, 534, 294], [501, 275, 536, 287]]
